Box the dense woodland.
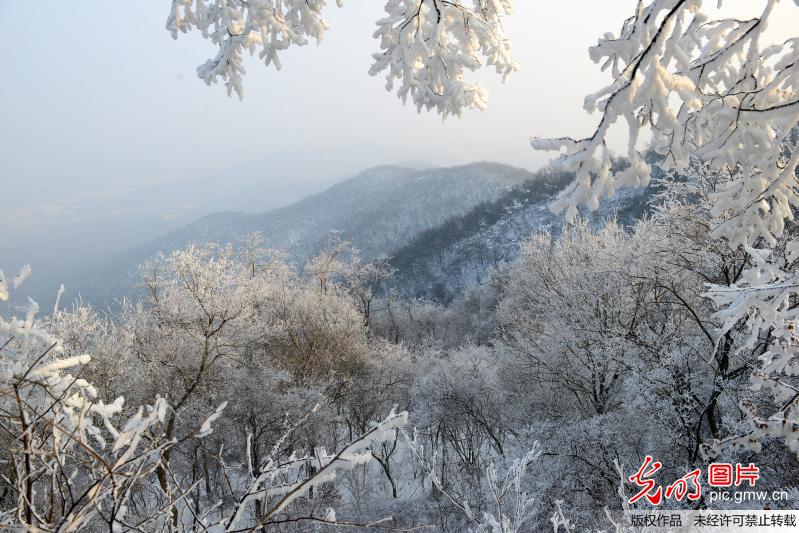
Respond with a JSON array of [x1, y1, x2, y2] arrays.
[[3, 167, 799, 530], [4, 0, 799, 531]]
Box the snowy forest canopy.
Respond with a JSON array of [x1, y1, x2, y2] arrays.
[[3, 0, 799, 531]]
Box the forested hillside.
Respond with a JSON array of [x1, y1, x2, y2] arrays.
[[5, 1, 799, 531], [388, 166, 657, 301], [59, 162, 539, 307]]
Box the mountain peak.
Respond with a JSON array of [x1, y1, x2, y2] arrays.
[[61, 162, 547, 308]]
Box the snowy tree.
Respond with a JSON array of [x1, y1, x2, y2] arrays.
[[533, 0, 799, 460], [344, 253, 395, 329], [166, 0, 518, 115], [1, 265, 413, 530], [132, 245, 263, 515], [0, 271, 222, 530], [499, 222, 643, 417], [404, 428, 542, 533]]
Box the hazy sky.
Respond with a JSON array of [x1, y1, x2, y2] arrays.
[[1, 0, 795, 271], [1, 1, 637, 207]]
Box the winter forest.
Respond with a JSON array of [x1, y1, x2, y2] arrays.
[[3, 0, 799, 531]]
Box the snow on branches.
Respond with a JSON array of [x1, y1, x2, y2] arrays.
[[533, 0, 799, 459], [226, 408, 408, 531], [370, 0, 518, 118], [166, 0, 342, 99], [403, 427, 542, 533], [0, 272, 188, 531], [166, 0, 518, 116], [533, 0, 799, 229], [0, 265, 31, 302], [0, 266, 410, 530]]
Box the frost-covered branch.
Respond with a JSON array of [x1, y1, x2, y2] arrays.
[[166, 0, 343, 99], [224, 407, 408, 531], [533, 0, 799, 229], [370, 0, 518, 117], [403, 427, 541, 533], [534, 0, 799, 461], [0, 270, 221, 531], [166, 0, 517, 116]]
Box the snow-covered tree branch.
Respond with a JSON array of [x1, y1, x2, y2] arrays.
[[534, 0, 799, 461], [0, 277, 212, 531], [533, 0, 799, 226], [166, 0, 517, 116]]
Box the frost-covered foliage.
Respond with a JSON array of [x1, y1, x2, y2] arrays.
[[166, 0, 517, 115], [0, 265, 30, 302], [405, 429, 542, 533], [18, 1, 799, 528], [166, 0, 343, 99], [0, 272, 195, 530], [533, 0, 799, 463], [500, 222, 645, 416], [224, 408, 408, 531], [0, 261, 411, 530], [8, 233, 595, 529], [10, 178, 799, 529], [370, 0, 518, 117], [533, 0, 799, 222]]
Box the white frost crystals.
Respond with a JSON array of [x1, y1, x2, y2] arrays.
[[167, 0, 342, 99], [226, 408, 408, 531], [0, 268, 174, 531], [1, 266, 409, 530], [532, 0, 799, 225], [0, 264, 31, 301], [533, 0, 799, 459], [370, 0, 518, 117], [166, 0, 517, 116]]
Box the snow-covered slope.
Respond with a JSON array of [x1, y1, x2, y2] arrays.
[[388, 171, 655, 302], [71, 162, 539, 307]]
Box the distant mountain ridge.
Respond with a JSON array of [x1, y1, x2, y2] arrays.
[[71, 162, 540, 307], [387, 172, 656, 302]]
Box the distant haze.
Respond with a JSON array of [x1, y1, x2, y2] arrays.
[[1, 1, 795, 288]]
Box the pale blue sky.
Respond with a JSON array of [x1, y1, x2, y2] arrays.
[[1, 1, 631, 206], [1, 0, 794, 275]]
